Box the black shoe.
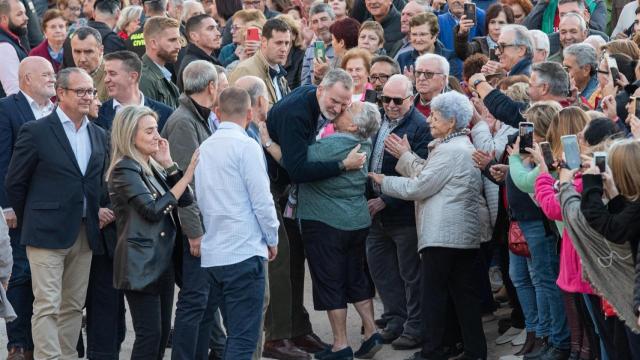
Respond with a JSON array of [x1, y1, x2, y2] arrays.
[[354, 333, 383, 359], [379, 328, 401, 344], [524, 341, 551, 360], [374, 318, 387, 329], [540, 347, 570, 360], [319, 347, 353, 360], [392, 334, 422, 350], [315, 347, 332, 359]]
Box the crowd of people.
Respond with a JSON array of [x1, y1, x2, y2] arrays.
[[2, 0, 640, 359]]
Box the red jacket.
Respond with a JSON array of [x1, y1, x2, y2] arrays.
[[29, 39, 62, 73]]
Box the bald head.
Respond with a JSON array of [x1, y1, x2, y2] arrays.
[[19, 56, 56, 103], [234, 75, 269, 122], [384, 74, 413, 96]]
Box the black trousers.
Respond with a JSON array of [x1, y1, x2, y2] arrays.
[[420, 247, 487, 359], [124, 270, 175, 360]]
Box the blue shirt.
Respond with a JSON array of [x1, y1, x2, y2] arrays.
[[196, 121, 279, 267]]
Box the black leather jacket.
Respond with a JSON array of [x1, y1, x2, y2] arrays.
[[108, 157, 193, 293]]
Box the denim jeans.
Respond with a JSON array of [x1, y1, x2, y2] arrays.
[[519, 220, 569, 349], [509, 251, 546, 336], [86, 253, 125, 360], [173, 237, 226, 360], [365, 219, 421, 338], [206, 256, 266, 360], [5, 230, 33, 350]]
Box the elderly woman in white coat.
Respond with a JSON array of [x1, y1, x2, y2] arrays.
[[369, 91, 487, 360]]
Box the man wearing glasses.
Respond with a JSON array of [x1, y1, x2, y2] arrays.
[[6, 67, 109, 360], [366, 74, 431, 349], [413, 53, 449, 118], [369, 55, 401, 93], [483, 24, 533, 77], [219, 0, 279, 49]]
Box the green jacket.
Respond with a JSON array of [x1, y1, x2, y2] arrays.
[[297, 133, 372, 231], [139, 54, 180, 109]]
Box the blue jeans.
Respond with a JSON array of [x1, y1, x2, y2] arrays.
[[519, 220, 569, 349], [509, 251, 548, 336], [173, 238, 226, 360], [5, 229, 33, 350], [205, 256, 266, 360]]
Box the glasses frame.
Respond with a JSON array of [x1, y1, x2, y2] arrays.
[[381, 95, 411, 106], [63, 87, 98, 97]]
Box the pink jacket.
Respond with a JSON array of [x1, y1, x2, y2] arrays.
[[534, 172, 594, 294]]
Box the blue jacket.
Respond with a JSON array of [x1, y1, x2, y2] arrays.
[[508, 56, 532, 77], [367, 106, 433, 227], [396, 41, 461, 79], [437, 10, 485, 51], [95, 97, 173, 131]]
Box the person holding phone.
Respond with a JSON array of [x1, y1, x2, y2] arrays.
[[454, 3, 514, 62], [218, 9, 266, 67]]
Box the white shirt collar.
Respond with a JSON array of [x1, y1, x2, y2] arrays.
[[21, 90, 54, 112], [113, 92, 145, 110], [56, 107, 89, 131], [218, 121, 246, 132]]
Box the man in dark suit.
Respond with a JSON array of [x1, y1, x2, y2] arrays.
[[96, 50, 173, 131], [0, 56, 56, 360], [5, 67, 109, 360]]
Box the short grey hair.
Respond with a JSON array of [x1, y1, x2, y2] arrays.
[[235, 75, 268, 106], [415, 53, 449, 79], [502, 24, 534, 57], [532, 61, 570, 97], [528, 29, 550, 55], [563, 43, 597, 75], [584, 35, 606, 51], [430, 91, 473, 130], [183, 60, 218, 95], [56, 67, 91, 89], [320, 68, 353, 91], [386, 74, 413, 97], [560, 11, 587, 32], [350, 102, 381, 139], [117, 5, 143, 33], [309, 2, 335, 20]]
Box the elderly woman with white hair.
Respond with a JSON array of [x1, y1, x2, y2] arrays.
[[370, 91, 487, 360]]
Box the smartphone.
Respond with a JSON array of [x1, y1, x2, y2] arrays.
[[246, 27, 260, 42], [364, 89, 378, 104], [593, 151, 607, 172], [464, 2, 476, 24], [540, 142, 555, 170], [519, 122, 534, 154], [561, 135, 581, 170], [607, 55, 619, 81], [314, 40, 326, 62], [489, 47, 498, 61], [634, 97, 640, 118]]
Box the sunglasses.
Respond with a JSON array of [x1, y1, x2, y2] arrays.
[[381, 95, 410, 105]]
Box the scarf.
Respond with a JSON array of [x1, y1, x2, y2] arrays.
[[559, 183, 639, 333], [541, 0, 597, 34]]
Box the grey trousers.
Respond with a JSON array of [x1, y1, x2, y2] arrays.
[[365, 218, 421, 338]]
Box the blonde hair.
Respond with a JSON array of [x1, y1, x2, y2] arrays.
[[116, 5, 143, 33], [359, 20, 384, 46], [232, 9, 267, 25], [143, 16, 180, 41], [608, 139, 640, 201], [603, 39, 640, 60], [504, 82, 530, 103], [277, 14, 303, 49], [106, 105, 160, 180], [522, 100, 561, 139], [546, 106, 589, 158]]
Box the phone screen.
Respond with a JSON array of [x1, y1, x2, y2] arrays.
[[489, 48, 498, 61], [561, 135, 581, 170], [608, 56, 619, 81], [314, 40, 326, 61], [635, 98, 640, 118], [464, 2, 476, 24], [519, 122, 534, 154], [540, 142, 555, 170], [594, 152, 607, 172]]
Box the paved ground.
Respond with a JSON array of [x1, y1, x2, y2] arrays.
[[0, 269, 520, 359]]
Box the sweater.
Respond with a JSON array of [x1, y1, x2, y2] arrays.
[[297, 134, 372, 231]]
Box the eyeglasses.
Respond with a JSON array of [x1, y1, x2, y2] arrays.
[[67, 6, 81, 12], [415, 70, 443, 80], [243, 0, 262, 7], [381, 95, 410, 105], [496, 43, 519, 52], [597, 69, 609, 75], [64, 87, 98, 97], [369, 74, 390, 83]]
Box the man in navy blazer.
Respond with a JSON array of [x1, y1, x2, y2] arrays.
[[5, 67, 109, 359], [0, 56, 56, 359], [95, 50, 173, 131]]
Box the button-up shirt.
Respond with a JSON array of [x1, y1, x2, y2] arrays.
[[112, 92, 145, 112], [196, 121, 279, 267], [22, 90, 54, 119], [370, 115, 401, 194], [154, 61, 173, 82]]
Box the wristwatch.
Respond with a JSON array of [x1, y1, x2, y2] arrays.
[[264, 139, 273, 148], [164, 163, 179, 175], [473, 78, 486, 88], [338, 161, 346, 172]]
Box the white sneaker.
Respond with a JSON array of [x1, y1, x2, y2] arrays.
[[499, 355, 523, 360], [495, 327, 523, 345], [510, 329, 527, 346]]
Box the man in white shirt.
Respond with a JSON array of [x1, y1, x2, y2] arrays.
[[0, 55, 55, 360], [196, 86, 279, 360]]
